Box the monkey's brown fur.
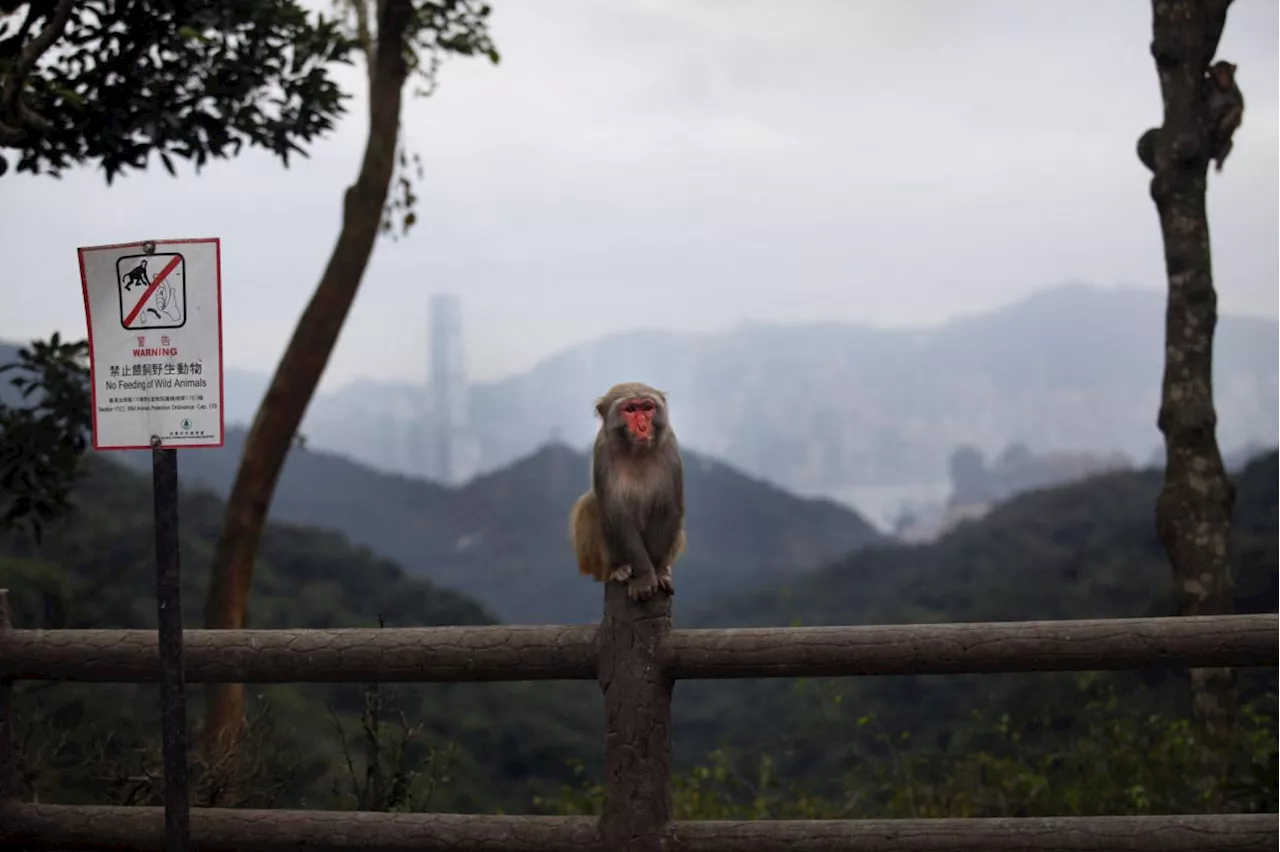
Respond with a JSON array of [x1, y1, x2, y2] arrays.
[[1137, 59, 1245, 175], [570, 491, 686, 581], [569, 382, 686, 601], [1205, 60, 1244, 172]]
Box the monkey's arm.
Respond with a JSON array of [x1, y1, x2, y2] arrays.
[[1212, 96, 1244, 171], [1219, 100, 1243, 135], [673, 456, 685, 518], [592, 466, 657, 575], [606, 507, 662, 603], [651, 452, 685, 595], [602, 501, 656, 577]]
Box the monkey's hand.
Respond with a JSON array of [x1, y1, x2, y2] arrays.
[[655, 565, 675, 596], [608, 564, 633, 583], [627, 568, 660, 602]]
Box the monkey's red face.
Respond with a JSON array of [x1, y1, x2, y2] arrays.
[[620, 397, 658, 444]]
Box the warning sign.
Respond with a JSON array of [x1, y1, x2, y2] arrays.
[[78, 238, 224, 451], [117, 252, 186, 330]]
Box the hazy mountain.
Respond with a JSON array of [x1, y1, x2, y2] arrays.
[[6, 283, 1276, 518], [462, 284, 1275, 492], [945, 443, 1136, 508], [110, 430, 881, 624], [104, 282, 1271, 503]]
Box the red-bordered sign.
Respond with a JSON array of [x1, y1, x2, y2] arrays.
[[77, 238, 224, 451]]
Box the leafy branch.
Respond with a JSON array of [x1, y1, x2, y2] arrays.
[[0, 333, 91, 542]]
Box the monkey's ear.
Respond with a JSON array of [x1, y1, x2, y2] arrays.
[[594, 398, 608, 419]]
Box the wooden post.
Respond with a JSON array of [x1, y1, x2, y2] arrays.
[[151, 441, 190, 851], [0, 588, 14, 802], [598, 583, 673, 851]]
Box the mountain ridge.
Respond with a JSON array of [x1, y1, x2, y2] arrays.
[[5, 281, 1276, 510], [464, 283, 1275, 489], [108, 429, 882, 624]]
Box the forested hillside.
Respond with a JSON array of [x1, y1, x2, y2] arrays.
[[673, 452, 1278, 787], [1, 452, 1273, 815], [111, 432, 881, 623], [0, 454, 601, 812], [700, 451, 1278, 629]]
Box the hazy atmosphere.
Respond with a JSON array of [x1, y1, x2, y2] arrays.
[[1, 0, 1277, 388], [1, 0, 1277, 833]]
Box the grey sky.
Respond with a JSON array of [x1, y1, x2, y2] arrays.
[[1, 0, 1276, 389]]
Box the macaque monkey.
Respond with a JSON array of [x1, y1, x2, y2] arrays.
[[1136, 59, 1245, 175], [1204, 60, 1244, 172], [569, 382, 686, 602]]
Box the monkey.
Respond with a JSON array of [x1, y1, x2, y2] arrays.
[[568, 382, 686, 603], [1136, 60, 1245, 175], [122, 260, 149, 291], [1204, 59, 1244, 172]]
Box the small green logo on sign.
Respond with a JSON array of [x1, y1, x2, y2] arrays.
[[181, 419, 192, 430]]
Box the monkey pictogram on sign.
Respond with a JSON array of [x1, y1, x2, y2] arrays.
[[117, 252, 187, 330]]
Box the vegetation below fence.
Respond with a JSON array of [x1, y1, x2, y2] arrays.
[[1, 453, 1275, 818], [0, 453, 601, 812], [8, 660, 1277, 820], [548, 683, 1276, 820]]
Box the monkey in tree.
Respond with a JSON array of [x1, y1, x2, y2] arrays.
[[1135, 59, 1245, 175], [1204, 59, 1244, 172], [569, 382, 686, 603]]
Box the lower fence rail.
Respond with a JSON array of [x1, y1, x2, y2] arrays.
[[0, 803, 1275, 852], [2, 589, 1276, 852]]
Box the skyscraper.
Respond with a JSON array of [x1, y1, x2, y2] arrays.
[[427, 294, 477, 484]]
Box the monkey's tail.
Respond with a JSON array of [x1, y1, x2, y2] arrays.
[[569, 492, 604, 577], [668, 525, 687, 567]]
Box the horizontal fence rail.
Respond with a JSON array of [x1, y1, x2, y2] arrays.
[[0, 803, 1274, 852], [1, 583, 1276, 852], [0, 624, 601, 683], [1, 613, 1274, 683], [663, 614, 1279, 679]]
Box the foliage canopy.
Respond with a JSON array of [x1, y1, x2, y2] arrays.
[[0, 0, 352, 181], [0, 333, 90, 541]]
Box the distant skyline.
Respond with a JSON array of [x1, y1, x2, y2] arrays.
[[1, 0, 1276, 390]]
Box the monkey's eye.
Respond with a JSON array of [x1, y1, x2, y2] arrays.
[[640, 401, 655, 413], [623, 403, 636, 414]]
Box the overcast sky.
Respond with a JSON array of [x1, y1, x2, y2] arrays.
[[1, 0, 1276, 389]]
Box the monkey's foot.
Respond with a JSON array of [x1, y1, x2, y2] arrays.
[[608, 564, 633, 583], [627, 571, 659, 602], [656, 566, 675, 596]]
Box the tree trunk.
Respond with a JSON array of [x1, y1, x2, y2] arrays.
[[1139, 0, 1238, 743], [201, 0, 414, 792]]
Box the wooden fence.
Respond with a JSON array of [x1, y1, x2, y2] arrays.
[[0, 584, 1277, 851]]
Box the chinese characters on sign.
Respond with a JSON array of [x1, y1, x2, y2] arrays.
[[77, 239, 224, 449]]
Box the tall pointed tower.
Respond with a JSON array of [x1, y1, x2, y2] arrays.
[[427, 294, 474, 484]]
